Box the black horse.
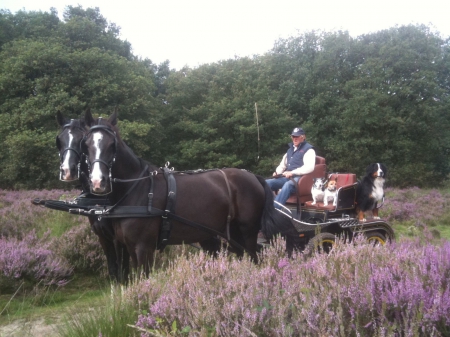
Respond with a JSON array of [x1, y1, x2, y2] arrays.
[[56, 110, 129, 282], [81, 110, 295, 274]]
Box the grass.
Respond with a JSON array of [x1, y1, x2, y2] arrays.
[[56, 284, 139, 337], [0, 274, 110, 327], [35, 211, 85, 238]]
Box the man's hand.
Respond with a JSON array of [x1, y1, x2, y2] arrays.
[[282, 171, 294, 178]]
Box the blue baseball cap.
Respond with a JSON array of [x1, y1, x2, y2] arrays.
[[291, 127, 305, 136]]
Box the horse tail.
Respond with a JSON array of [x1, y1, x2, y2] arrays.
[[255, 175, 298, 240]]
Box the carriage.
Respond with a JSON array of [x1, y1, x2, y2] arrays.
[[32, 110, 394, 281], [268, 156, 394, 252]]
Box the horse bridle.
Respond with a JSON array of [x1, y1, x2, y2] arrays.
[[82, 123, 118, 195], [57, 121, 86, 181]]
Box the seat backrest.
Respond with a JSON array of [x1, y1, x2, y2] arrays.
[[315, 156, 326, 165], [327, 173, 356, 188], [286, 156, 327, 204]]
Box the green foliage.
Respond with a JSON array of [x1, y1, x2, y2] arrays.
[[272, 26, 450, 186], [0, 5, 449, 188], [61, 6, 132, 58], [0, 8, 60, 48], [0, 130, 57, 189], [163, 58, 293, 174], [0, 6, 162, 189]]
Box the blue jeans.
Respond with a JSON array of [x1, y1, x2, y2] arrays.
[[266, 176, 300, 209]]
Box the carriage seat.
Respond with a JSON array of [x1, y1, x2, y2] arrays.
[[303, 173, 357, 211], [285, 156, 327, 205]]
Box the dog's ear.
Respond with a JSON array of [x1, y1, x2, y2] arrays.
[[381, 163, 388, 177], [366, 163, 376, 175]]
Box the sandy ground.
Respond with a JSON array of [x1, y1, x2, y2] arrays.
[[0, 318, 62, 337]]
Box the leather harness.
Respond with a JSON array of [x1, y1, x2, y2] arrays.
[[156, 166, 234, 251], [64, 165, 240, 252]]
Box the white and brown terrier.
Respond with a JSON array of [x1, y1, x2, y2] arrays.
[[311, 177, 326, 205], [324, 180, 338, 206]]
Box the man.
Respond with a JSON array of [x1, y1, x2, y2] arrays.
[[266, 127, 316, 209]]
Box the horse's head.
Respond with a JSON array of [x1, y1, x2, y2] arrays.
[[56, 110, 87, 181], [82, 109, 119, 195]]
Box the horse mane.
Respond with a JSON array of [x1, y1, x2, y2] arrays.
[[92, 114, 159, 172]]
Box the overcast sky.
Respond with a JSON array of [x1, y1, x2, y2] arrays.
[[2, 0, 450, 70]]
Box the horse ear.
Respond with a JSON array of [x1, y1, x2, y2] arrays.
[[56, 111, 65, 127], [85, 108, 95, 127], [108, 110, 118, 126]]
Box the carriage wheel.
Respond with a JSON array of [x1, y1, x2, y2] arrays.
[[306, 233, 336, 255], [365, 231, 387, 246]]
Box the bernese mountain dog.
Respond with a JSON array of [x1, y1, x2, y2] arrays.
[[356, 163, 387, 222]]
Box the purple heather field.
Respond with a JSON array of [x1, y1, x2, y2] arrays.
[[1, 188, 450, 336]]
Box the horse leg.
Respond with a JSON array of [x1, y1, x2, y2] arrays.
[[135, 243, 156, 277], [226, 219, 259, 263], [89, 218, 121, 281], [114, 240, 130, 284], [101, 236, 120, 281], [199, 237, 222, 257], [243, 233, 259, 263]]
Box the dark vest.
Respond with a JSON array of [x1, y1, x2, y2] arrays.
[[286, 141, 313, 171]]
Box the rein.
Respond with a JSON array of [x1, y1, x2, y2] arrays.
[[113, 171, 159, 183], [104, 163, 150, 215]]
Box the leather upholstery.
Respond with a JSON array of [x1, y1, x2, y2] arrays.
[[285, 156, 327, 205]]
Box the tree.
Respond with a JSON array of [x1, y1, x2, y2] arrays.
[[60, 6, 132, 59], [0, 8, 60, 49], [0, 7, 161, 189], [162, 58, 293, 175], [330, 25, 450, 186]]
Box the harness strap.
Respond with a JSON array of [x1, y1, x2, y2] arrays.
[[60, 147, 82, 162], [158, 166, 177, 250], [90, 158, 113, 170], [148, 173, 155, 213], [218, 169, 233, 241], [104, 164, 149, 214], [59, 147, 82, 181], [88, 205, 245, 253], [59, 201, 246, 255]]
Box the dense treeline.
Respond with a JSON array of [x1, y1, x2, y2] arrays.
[[0, 6, 449, 189]]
